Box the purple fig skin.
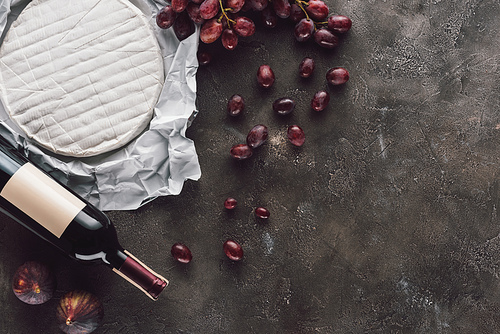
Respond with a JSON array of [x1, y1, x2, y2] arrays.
[[12, 261, 56, 305], [56, 290, 104, 334]]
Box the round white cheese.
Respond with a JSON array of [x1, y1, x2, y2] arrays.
[[0, 0, 164, 157]]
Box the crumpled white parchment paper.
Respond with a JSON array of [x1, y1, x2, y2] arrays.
[[0, 0, 202, 211]]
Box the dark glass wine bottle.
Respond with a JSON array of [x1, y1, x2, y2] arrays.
[[0, 135, 168, 300]]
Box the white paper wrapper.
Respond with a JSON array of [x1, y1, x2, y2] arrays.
[[0, 0, 201, 211]]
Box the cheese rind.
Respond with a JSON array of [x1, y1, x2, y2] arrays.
[[0, 0, 164, 157]]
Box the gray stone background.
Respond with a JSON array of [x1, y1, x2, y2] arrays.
[[1, 0, 500, 333]]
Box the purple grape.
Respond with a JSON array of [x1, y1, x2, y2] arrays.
[[326, 67, 349, 85], [273, 97, 295, 115], [230, 144, 253, 159], [222, 29, 239, 50], [156, 5, 176, 30], [246, 124, 269, 148], [257, 65, 275, 88], [328, 15, 352, 33], [294, 18, 314, 42], [287, 125, 305, 146], [311, 90, 330, 111], [314, 28, 339, 49], [299, 57, 315, 78], [227, 94, 245, 116]]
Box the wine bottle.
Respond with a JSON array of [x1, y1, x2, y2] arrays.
[[0, 135, 168, 300]]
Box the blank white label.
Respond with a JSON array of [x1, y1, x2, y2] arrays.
[[1, 163, 86, 238]]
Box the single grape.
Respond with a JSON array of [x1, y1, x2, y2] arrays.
[[197, 51, 212, 65], [273, 97, 295, 115], [222, 29, 239, 50], [174, 11, 195, 41], [289, 3, 306, 23], [227, 94, 245, 116], [246, 124, 269, 148], [172, 0, 190, 13], [257, 64, 275, 88], [261, 6, 278, 28], [226, 0, 245, 13], [311, 90, 330, 111], [273, 0, 291, 19], [171, 243, 193, 263], [313, 28, 339, 49], [200, 0, 220, 20], [156, 5, 176, 30], [327, 15, 352, 33], [299, 57, 315, 78], [224, 197, 238, 210], [200, 18, 223, 44], [305, 0, 329, 21], [230, 144, 253, 159], [255, 207, 270, 219], [187, 2, 205, 24], [223, 239, 244, 261], [326, 67, 349, 85], [294, 18, 314, 42], [234, 16, 256, 37], [287, 125, 305, 146]]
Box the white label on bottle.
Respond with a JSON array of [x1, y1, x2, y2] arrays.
[[0, 163, 85, 238]]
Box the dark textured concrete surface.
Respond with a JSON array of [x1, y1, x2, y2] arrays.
[[1, 0, 500, 333]]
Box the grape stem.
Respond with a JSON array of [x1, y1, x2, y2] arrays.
[[294, 0, 327, 30], [218, 0, 236, 27], [295, 0, 311, 21]]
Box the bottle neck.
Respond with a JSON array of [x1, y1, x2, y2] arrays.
[[111, 250, 168, 300]]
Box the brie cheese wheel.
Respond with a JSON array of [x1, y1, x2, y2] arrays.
[[0, 0, 164, 157]]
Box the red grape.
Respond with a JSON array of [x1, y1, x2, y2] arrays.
[[328, 15, 352, 33], [230, 144, 253, 159], [289, 3, 306, 23], [223, 239, 243, 261], [200, 18, 223, 43], [261, 6, 278, 28], [255, 207, 270, 219], [246, 124, 269, 148], [273, 97, 295, 115], [200, 0, 220, 20], [273, 0, 291, 18], [171, 243, 193, 263], [186, 2, 205, 24], [156, 5, 176, 30], [222, 29, 239, 50], [311, 90, 330, 111], [224, 197, 238, 209], [172, 0, 190, 13], [226, 0, 245, 13], [326, 67, 349, 85], [174, 12, 195, 41], [299, 57, 315, 78], [257, 64, 275, 88], [294, 18, 314, 42], [314, 28, 339, 49], [234, 16, 256, 37], [227, 94, 245, 116], [197, 51, 212, 65], [305, 0, 329, 21], [287, 125, 305, 146]]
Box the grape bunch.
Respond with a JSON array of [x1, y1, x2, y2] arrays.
[[156, 0, 352, 50]]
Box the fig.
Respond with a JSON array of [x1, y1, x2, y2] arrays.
[[56, 290, 104, 334], [12, 261, 56, 305]]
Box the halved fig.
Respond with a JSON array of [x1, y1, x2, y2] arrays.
[[12, 261, 56, 305], [56, 290, 104, 334]]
